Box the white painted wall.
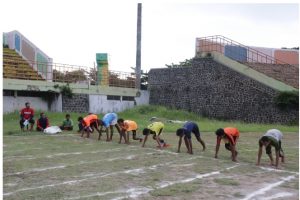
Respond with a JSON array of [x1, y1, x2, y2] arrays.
[[89, 95, 134, 114], [89, 90, 150, 114], [3, 96, 48, 114], [135, 90, 149, 105], [50, 94, 62, 112], [3, 90, 150, 114], [3, 94, 63, 114]]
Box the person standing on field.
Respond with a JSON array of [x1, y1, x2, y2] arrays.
[[256, 129, 284, 169], [215, 127, 239, 162]]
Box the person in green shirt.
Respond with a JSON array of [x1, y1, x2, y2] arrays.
[[60, 114, 73, 131]]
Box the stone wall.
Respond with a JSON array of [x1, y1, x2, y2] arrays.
[[246, 63, 299, 89], [148, 58, 298, 124], [62, 94, 89, 113]]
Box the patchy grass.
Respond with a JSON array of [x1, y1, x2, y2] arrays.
[[3, 129, 299, 200], [3, 106, 299, 199], [214, 178, 240, 186]]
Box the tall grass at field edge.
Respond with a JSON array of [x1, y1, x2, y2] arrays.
[[3, 105, 298, 136]]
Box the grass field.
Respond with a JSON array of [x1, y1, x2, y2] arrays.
[[3, 106, 299, 200]]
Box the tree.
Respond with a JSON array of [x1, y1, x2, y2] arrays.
[[88, 68, 97, 85], [140, 72, 148, 90], [165, 58, 194, 68]]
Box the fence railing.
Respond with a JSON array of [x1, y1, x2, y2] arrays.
[[3, 57, 136, 88], [195, 35, 295, 67]]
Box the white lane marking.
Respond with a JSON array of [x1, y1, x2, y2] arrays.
[[241, 175, 296, 200], [3, 157, 211, 196], [170, 163, 195, 167], [158, 171, 220, 188], [4, 156, 36, 162], [3, 148, 43, 153], [4, 148, 122, 161], [6, 166, 66, 176], [259, 166, 299, 174], [67, 165, 240, 200], [262, 192, 294, 200], [3, 183, 18, 187], [5, 154, 141, 176], [65, 187, 153, 200]]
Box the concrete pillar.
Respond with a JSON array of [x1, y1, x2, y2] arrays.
[[135, 3, 142, 89]]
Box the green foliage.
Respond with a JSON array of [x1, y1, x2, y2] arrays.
[[274, 91, 299, 110], [54, 84, 73, 98], [3, 105, 298, 136], [206, 52, 212, 57], [141, 72, 148, 90], [165, 58, 194, 68], [117, 105, 298, 132], [3, 44, 9, 48]]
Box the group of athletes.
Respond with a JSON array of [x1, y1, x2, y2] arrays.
[[78, 112, 285, 169], [18, 102, 285, 169]]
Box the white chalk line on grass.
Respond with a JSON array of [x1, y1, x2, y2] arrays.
[[3, 148, 43, 154], [6, 166, 66, 176], [4, 156, 36, 162], [67, 165, 240, 200], [3, 183, 18, 187], [241, 175, 296, 200], [262, 192, 294, 200], [4, 148, 123, 161], [65, 187, 153, 200], [3, 155, 215, 197], [259, 166, 299, 175], [5, 153, 152, 177]]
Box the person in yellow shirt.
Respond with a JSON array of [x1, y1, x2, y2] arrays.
[[117, 119, 143, 144], [142, 122, 169, 149]]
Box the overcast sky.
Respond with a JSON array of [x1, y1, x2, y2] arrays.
[[1, 0, 299, 73]]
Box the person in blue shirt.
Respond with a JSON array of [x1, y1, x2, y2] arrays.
[[98, 112, 121, 141], [176, 121, 206, 154]]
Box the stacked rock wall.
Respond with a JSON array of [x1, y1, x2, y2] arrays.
[[148, 58, 298, 124]]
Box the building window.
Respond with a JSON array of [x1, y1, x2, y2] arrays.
[[3, 90, 14, 96], [107, 95, 121, 100], [122, 96, 135, 101]]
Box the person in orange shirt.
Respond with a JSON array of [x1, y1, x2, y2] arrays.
[[214, 127, 239, 162], [78, 113, 101, 139], [117, 119, 143, 144]]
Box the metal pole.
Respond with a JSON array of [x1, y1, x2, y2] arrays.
[[135, 3, 142, 89]]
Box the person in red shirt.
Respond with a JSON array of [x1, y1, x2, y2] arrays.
[[19, 102, 35, 131], [36, 112, 50, 131], [215, 127, 240, 162]]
